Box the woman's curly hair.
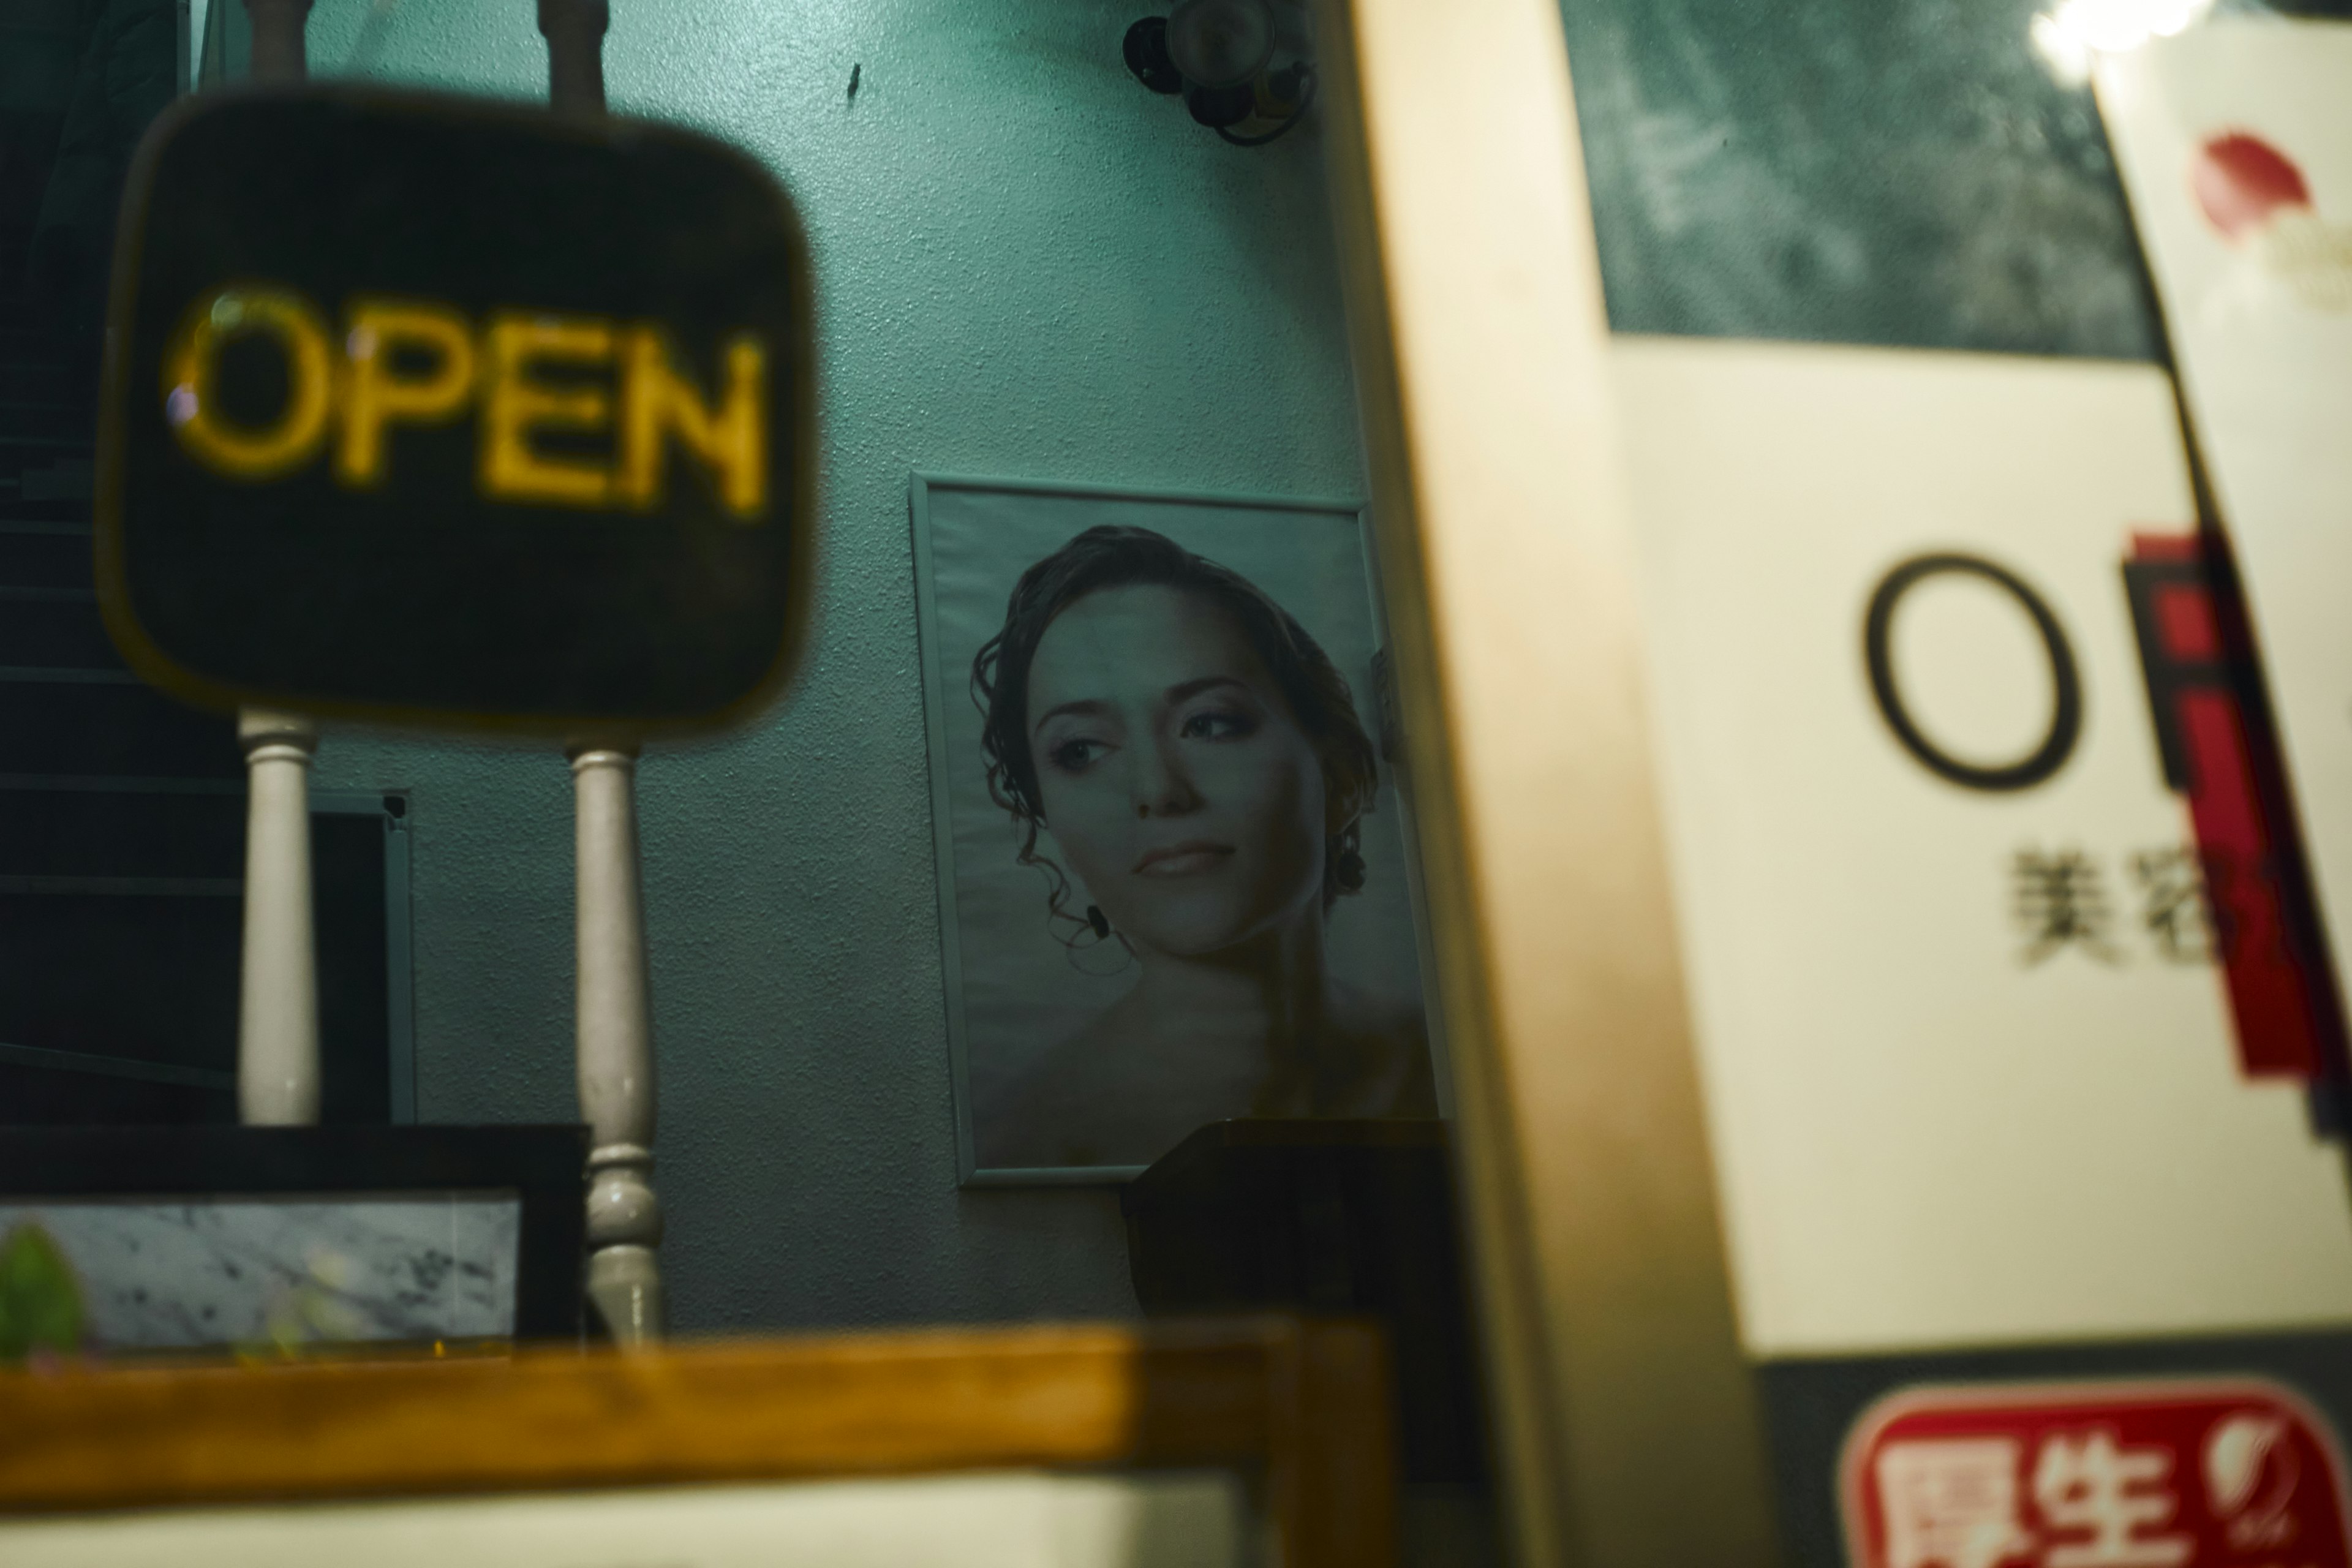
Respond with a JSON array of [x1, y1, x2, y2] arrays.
[[971, 525, 1379, 949]]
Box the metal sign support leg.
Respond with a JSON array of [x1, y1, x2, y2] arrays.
[[538, 0, 609, 113]]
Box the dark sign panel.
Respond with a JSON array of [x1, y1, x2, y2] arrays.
[[97, 86, 810, 734]]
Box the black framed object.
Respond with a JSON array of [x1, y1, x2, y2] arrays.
[[0, 785, 415, 1125], [1122, 1120, 1487, 1486], [0, 1125, 587, 1343]]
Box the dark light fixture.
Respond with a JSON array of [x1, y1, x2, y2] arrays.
[[1123, 0, 1315, 147]]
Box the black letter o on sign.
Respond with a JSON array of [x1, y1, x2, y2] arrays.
[[1864, 553, 2081, 793]]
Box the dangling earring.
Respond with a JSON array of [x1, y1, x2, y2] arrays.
[[1087, 905, 1112, 940]]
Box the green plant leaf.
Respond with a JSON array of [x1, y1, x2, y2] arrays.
[[0, 1223, 87, 1360]]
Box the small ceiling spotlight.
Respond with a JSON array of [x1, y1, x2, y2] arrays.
[[1123, 0, 1315, 147]]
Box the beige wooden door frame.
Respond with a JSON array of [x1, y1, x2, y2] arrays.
[[1312, 2, 1784, 1564]]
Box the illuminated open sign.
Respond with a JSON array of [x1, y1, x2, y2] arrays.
[[97, 86, 810, 734]]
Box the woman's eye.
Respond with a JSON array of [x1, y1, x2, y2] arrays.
[[1048, 738, 1106, 773], [1180, 709, 1257, 742]]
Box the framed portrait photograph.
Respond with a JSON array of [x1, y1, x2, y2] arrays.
[[911, 476, 1440, 1184]]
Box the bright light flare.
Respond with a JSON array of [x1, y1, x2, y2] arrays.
[[2030, 0, 2215, 85]]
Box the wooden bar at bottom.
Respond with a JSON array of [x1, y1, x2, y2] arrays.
[[0, 1317, 1392, 1568]]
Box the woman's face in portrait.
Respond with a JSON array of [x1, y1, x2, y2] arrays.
[[1025, 584, 1329, 959]]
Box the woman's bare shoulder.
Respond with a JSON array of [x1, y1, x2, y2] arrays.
[[981, 1000, 1170, 1169], [1326, 985, 1437, 1118]]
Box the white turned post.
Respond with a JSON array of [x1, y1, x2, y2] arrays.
[[540, 0, 659, 1348], [570, 741, 663, 1343], [235, 7, 318, 1129], [239, 709, 319, 1125]]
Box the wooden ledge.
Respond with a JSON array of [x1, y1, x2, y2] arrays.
[[0, 1317, 1393, 1568]]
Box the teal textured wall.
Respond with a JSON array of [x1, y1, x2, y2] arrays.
[[295, 0, 1366, 1329]]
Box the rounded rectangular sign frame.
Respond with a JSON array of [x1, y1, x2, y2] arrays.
[[96, 85, 814, 739]]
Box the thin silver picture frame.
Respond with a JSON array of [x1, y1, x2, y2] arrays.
[[909, 472, 1449, 1187]]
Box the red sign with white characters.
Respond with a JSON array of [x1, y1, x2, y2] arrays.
[[1843, 1381, 2351, 1568]]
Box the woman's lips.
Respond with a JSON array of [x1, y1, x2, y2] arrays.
[[1133, 841, 1235, 877]]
